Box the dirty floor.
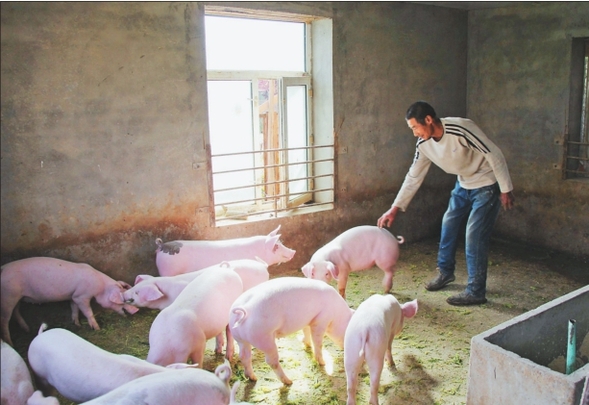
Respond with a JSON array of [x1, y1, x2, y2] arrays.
[[9, 237, 589, 404]]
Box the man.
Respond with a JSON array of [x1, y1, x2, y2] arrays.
[[377, 101, 515, 306]]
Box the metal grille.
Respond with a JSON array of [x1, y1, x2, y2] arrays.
[[211, 144, 335, 223]]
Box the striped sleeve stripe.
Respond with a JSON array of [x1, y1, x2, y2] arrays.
[[445, 124, 491, 153]]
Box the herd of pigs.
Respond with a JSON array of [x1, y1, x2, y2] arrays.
[[1, 224, 418, 405]]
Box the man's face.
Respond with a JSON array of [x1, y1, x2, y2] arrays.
[[407, 116, 435, 140]]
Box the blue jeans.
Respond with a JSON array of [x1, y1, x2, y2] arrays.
[[437, 180, 501, 298]]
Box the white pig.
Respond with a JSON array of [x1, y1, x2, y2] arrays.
[[344, 294, 418, 405], [123, 259, 269, 310], [28, 324, 196, 403], [229, 277, 355, 385], [25, 391, 60, 405], [301, 225, 404, 298], [147, 267, 243, 367], [1, 339, 34, 405], [80, 361, 232, 405], [155, 225, 295, 276], [0, 257, 138, 347]]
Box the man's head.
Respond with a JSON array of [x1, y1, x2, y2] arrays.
[[405, 101, 443, 141]]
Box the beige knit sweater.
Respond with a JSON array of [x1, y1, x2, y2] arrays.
[[392, 117, 513, 212]]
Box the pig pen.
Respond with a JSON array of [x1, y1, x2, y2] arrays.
[[7, 237, 589, 405]]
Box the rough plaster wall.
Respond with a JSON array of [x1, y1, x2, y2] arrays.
[[467, 2, 589, 256], [0, 1, 467, 281]]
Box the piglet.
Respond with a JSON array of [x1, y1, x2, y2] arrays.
[[28, 324, 196, 403], [344, 294, 418, 405], [301, 225, 404, 298], [155, 225, 295, 276], [79, 361, 233, 405], [0, 257, 138, 347], [147, 267, 243, 367], [123, 259, 269, 310], [1, 338, 34, 405], [229, 277, 355, 385]]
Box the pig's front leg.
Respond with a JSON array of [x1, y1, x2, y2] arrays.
[[337, 273, 350, 299], [309, 326, 327, 365], [71, 298, 100, 330], [69, 301, 81, 327], [301, 326, 312, 348]]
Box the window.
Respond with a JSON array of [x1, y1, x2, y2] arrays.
[[204, 9, 334, 225], [563, 37, 589, 180]]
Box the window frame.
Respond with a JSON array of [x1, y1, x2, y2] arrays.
[[563, 37, 589, 181], [204, 8, 335, 226]]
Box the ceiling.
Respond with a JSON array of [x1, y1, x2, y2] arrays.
[[411, 1, 533, 10]]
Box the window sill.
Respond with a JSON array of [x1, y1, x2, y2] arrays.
[[215, 203, 333, 227]]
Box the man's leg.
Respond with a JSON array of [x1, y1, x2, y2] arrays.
[[447, 183, 501, 305], [425, 181, 470, 291]]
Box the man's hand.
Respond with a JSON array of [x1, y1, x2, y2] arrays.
[[500, 191, 515, 210], [377, 206, 399, 228]]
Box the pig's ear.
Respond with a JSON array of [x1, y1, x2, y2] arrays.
[[109, 289, 125, 305], [301, 263, 313, 278], [140, 285, 164, 302], [327, 262, 339, 280], [265, 234, 280, 250], [134, 275, 153, 285], [269, 225, 281, 237], [401, 299, 418, 319]]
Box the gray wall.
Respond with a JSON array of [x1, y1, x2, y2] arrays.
[[0, 2, 464, 280], [467, 2, 589, 256], [2, 1, 585, 282]]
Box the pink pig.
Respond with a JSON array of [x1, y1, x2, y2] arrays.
[[155, 225, 295, 276], [301, 225, 404, 298], [123, 259, 269, 310], [344, 294, 418, 405], [229, 277, 355, 385], [79, 361, 233, 405], [147, 267, 243, 367], [1, 338, 34, 405], [0, 257, 138, 347], [28, 324, 196, 403]]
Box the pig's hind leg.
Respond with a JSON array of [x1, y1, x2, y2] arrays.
[[379, 264, 395, 295], [344, 356, 363, 405], [255, 336, 292, 385], [236, 341, 257, 381], [365, 347, 386, 405], [13, 301, 30, 332]]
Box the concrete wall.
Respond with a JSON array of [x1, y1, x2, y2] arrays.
[[1, 2, 466, 281], [467, 2, 589, 256]]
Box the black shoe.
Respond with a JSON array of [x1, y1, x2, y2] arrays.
[[424, 270, 456, 291], [447, 291, 487, 306]]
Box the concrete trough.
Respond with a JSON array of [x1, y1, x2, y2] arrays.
[[467, 285, 589, 405]]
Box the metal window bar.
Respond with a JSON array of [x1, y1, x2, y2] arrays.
[[212, 144, 335, 222]]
